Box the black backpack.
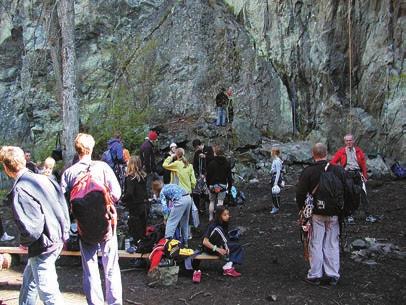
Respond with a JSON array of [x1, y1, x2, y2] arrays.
[[313, 163, 344, 216]]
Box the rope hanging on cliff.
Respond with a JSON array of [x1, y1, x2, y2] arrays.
[[348, 0, 353, 133]]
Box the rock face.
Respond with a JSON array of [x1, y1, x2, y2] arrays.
[[0, 0, 405, 162]]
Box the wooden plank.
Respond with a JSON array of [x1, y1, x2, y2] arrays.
[[0, 247, 219, 260]]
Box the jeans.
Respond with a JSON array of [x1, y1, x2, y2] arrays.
[[19, 244, 64, 305], [80, 235, 122, 305], [346, 170, 370, 215], [216, 107, 227, 126], [165, 195, 192, 243], [308, 214, 340, 279]]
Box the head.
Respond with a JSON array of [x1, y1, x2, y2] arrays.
[[271, 147, 281, 158], [126, 155, 146, 181], [175, 148, 189, 167], [170, 143, 177, 154], [24, 150, 32, 162], [114, 132, 121, 140], [344, 134, 354, 149], [74, 133, 95, 158], [214, 205, 230, 224], [148, 131, 158, 142], [151, 177, 164, 196], [43, 157, 56, 176], [0, 146, 26, 179], [213, 144, 225, 157], [312, 143, 328, 161], [192, 139, 203, 151]]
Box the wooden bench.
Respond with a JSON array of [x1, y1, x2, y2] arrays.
[[0, 247, 219, 260]]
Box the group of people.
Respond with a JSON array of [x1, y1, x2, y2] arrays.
[[0, 129, 375, 304]]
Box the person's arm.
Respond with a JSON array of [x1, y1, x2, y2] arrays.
[[357, 148, 368, 180], [330, 149, 342, 166], [203, 237, 228, 256], [273, 159, 282, 186], [296, 170, 309, 210], [190, 167, 197, 190], [163, 156, 179, 172], [12, 188, 45, 246], [103, 164, 122, 202], [159, 189, 170, 217], [121, 178, 134, 206]]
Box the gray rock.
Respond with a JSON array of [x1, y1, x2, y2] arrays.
[[351, 239, 368, 250], [232, 117, 262, 149], [366, 155, 391, 179]]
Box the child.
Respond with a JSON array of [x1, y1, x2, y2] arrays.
[[270, 147, 284, 214], [202, 206, 243, 277]]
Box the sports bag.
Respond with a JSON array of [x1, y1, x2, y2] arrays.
[[313, 163, 344, 216], [70, 164, 117, 244], [391, 161, 406, 178]]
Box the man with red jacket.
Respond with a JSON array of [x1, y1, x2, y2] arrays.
[[331, 134, 376, 224]]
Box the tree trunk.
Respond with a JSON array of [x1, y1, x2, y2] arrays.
[[57, 0, 79, 162]]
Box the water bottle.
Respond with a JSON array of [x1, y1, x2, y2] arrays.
[[124, 238, 130, 250]]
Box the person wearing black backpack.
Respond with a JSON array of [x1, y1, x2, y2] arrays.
[[296, 143, 347, 286]]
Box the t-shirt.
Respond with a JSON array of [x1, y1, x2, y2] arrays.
[[345, 147, 360, 171]]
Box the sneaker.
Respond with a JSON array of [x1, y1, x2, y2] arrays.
[[223, 267, 241, 277], [192, 270, 202, 283], [328, 277, 339, 286], [0, 232, 15, 242], [365, 215, 377, 223], [304, 277, 321, 286], [347, 216, 355, 225], [271, 207, 279, 214]]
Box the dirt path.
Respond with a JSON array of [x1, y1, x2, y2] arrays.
[[1, 180, 406, 305]]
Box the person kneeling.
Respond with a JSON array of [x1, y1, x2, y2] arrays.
[[202, 206, 243, 277]]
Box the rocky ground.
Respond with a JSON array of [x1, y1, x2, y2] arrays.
[[1, 179, 406, 305]]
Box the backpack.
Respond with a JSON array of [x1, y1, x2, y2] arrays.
[[70, 164, 117, 244], [101, 149, 114, 168], [313, 163, 344, 216], [391, 161, 406, 178]]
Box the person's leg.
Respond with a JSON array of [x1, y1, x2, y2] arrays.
[[80, 240, 105, 305], [165, 200, 188, 239], [360, 183, 370, 216], [0, 217, 4, 236], [28, 244, 64, 305], [146, 173, 153, 198], [208, 192, 216, 221], [100, 236, 123, 305], [127, 213, 137, 242], [179, 197, 192, 244], [19, 259, 38, 305], [307, 215, 326, 279], [216, 107, 222, 126], [228, 243, 244, 265], [217, 190, 226, 207], [220, 107, 227, 126], [322, 216, 340, 279]]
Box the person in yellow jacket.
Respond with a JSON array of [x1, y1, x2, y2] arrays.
[[163, 148, 196, 193]]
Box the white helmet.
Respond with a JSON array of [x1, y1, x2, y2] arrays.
[[272, 185, 281, 195]]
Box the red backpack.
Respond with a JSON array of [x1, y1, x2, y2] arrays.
[[70, 165, 117, 244]]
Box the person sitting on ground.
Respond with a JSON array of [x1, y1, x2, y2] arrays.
[[152, 178, 193, 246], [206, 145, 233, 221], [202, 206, 243, 278], [140, 130, 159, 197], [24, 150, 38, 173], [163, 148, 196, 193], [270, 147, 284, 214], [330, 134, 376, 224], [215, 87, 229, 127]]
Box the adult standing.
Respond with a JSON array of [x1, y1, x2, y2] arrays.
[[206, 145, 233, 221], [61, 133, 122, 305], [296, 143, 347, 286], [0, 146, 70, 305], [215, 88, 229, 127], [331, 134, 376, 224], [140, 130, 158, 197], [163, 148, 196, 193]]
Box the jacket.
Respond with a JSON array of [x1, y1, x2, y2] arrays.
[[122, 176, 148, 213], [163, 156, 196, 193], [107, 138, 124, 164], [11, 169, 70, 257], [140, 140, 156, 174], [331, 146, 367, 178], [296, 160, 347, 215], [193, 145, 214, 175], [215, 92, 229, 107], [206, 156, 232, 188]]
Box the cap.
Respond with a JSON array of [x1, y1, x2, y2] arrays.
[[148, 131, 158, 141], [170, 143, 177, 148]]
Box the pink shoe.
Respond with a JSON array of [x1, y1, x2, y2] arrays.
[[193, 270, 202, 283], [223, 267, 241, 277]]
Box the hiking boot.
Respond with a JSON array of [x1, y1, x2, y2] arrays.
[[347, 216, 355, 225], [223, 267, 241, 277], [365, 215, 377, 223], [328, 277, 339, 286], [192, 270, 202, 283], [271, 207, 279, 214], [304, 277, 321, 286], [0, 232, 15, 242]]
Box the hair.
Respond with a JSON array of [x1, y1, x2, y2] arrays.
[[126, 155, 146, 181], [213, 144, 225, 156], [74, 133, 95, 156], [214, 205, 229, 231], [24, 150, 31, 154], [271, 147, 281, 157], [0, 146, 26, 173], [344, 134, 354, 141], [312, 143, 327, 159], [192, 139, 202, 148], [151, 177, 163, 195], [175, 148, 189, 168], [44, 157, 56, 169]]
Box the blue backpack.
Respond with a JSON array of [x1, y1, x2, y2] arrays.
[[391, 161, 406, 178], [101, 149, 114, 168]]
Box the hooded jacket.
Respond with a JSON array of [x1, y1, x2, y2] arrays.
[[206, 156, 232, 188], [107, 138, 124, 164]]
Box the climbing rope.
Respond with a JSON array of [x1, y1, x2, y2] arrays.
[[348, 0, 353, 133]]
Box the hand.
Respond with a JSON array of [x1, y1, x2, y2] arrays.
[[217, 247, 227, 256], [199, 153, 206, 158], [170, 153, 176, 158]]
